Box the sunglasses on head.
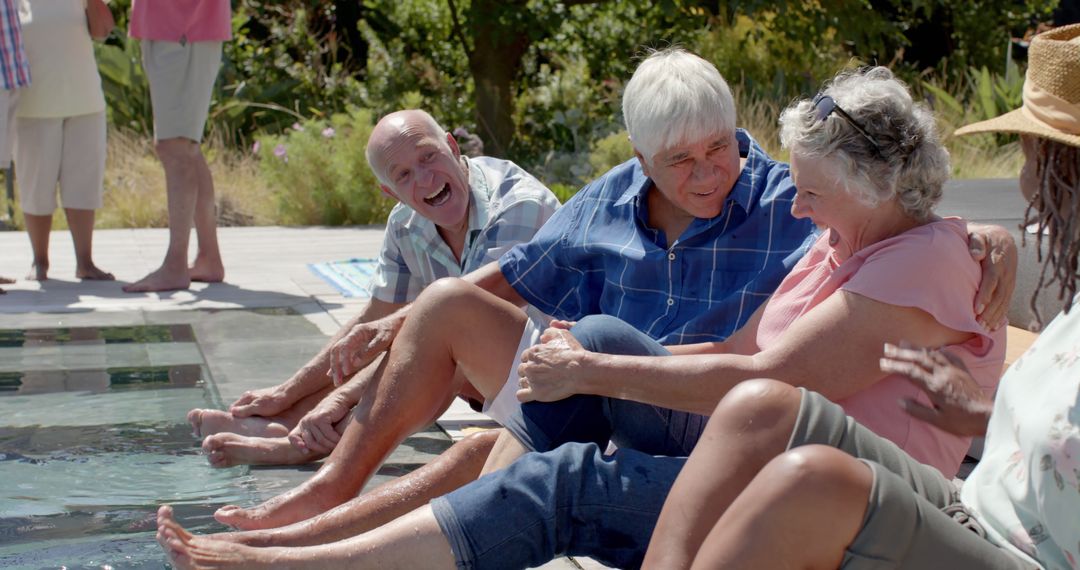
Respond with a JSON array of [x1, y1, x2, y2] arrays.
[[812, 94, 885, 156]]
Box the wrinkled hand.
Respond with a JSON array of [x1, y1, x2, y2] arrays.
[[328, 319, 395, 385], [229, 386, 293, 418], [879, 342, 993, 437], [517, 327, 590, 403], [968, 225, 1018, 330], [288, 394, 352, 455]]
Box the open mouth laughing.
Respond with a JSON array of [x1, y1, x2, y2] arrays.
[[424, 183, 452, 206]]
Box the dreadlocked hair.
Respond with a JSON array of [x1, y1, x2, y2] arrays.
[[1022, 137, 1080, 326]]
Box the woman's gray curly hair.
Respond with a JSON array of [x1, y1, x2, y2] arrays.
[[779, 67, 950, 221]]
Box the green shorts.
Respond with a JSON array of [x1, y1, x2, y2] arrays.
[[792, 389, 1036, 569]]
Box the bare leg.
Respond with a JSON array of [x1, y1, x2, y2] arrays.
[[123, 137, 199, 293], [689, 446, 871, 569], [188, 149, 223, 283], [642, 379, 804, 570], [64, 208, 113, 280], [214, 279, 526, 530], [209, 430, 498, 547], [189, 387, 333, 438], [158, 504, 456, 570], [23, 212, 51, 280]]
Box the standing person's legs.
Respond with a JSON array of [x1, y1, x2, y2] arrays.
[[213, 279, 532, 530], [188, 144, 222, 282], [0, 89, 19, 291], [125, 40, 223, 293], [14, 116, 62, 281], [58, 111, 112, 280]]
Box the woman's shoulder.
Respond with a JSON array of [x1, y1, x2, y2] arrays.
[[861, 217, 972, 266]]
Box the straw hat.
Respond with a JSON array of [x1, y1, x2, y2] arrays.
[[954, 23, 1080, 147]]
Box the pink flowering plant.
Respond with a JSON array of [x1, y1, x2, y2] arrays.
[[253, 108, 394, 225]]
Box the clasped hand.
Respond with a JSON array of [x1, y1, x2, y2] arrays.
[[517, 322, 590, 403], [327, 319, 395, 385]]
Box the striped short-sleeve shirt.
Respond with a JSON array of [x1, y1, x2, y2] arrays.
[[369, 156, 560, 303], [499, 129, 817, 345], [0, 0, 30, 91]]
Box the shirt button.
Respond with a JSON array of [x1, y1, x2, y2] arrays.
[[667, 298, 674, 306], [668, 252, 676, 261]]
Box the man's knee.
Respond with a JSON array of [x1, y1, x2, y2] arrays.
[[414, 277, 482, 315], [154, 137, 200, 166], [570, 314, 666, 355]]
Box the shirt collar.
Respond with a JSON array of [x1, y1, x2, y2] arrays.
[[465, 156, 494, 233]]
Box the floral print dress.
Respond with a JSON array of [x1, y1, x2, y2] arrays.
[[962, 305, 1080, 569]]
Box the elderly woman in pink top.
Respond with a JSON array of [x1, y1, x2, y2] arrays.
[[122, 0, 230, 293], [645, 25, 1080, 570]]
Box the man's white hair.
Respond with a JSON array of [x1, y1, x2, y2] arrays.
[[622, 48, 737, 162], [365, 109, 447, 186]]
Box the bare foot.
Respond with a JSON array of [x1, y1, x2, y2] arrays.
[[202, 433, 318, 468], [188, 409, 290, 439], [190, 255, 225, 283], [157, 505, 282, 569], [213, 478, 347, 531], [123, 266, 190, 293], [26, 262, 47, 281], [76, 263, 115, 281]]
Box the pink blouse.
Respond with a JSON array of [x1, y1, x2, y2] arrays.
[[129, 0, 231, 43], [755, 218, 1005, 476]]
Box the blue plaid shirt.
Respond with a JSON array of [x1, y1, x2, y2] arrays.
[[499, 129, 817, 345]]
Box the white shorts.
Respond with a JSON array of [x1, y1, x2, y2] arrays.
[[15, 112, 107, 216], [482, 307, 549, 424], [141, 40, 222, 142], [0, 89, 20, 164]]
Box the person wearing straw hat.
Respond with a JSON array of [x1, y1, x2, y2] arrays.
[[639, 23, 1080, 570]]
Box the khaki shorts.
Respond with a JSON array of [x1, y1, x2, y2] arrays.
[[15, 112, 107, 215], [791, 389, 1035, 569], [141, 40, 223, 142]]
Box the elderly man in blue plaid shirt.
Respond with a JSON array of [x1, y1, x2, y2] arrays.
[[184, 109, 559, 469], [170, 50, 1016, 552]]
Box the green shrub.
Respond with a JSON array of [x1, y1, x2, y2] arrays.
[[254, 108, 395, 225], [588, 130, 633, 176]]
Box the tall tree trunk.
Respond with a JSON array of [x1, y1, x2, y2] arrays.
[[466, 0, 530, 157]]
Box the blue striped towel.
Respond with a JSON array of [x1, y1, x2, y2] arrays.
[[307, 258, 378, 298]]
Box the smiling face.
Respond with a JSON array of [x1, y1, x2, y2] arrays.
[[789, 152, 875, 232], [368, 112, 471, 232], [638, 131, 742, 220]]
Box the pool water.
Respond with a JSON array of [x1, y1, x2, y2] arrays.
[[0, 323, 260, 569]]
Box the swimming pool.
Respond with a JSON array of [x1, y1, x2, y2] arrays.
[[0, 307, 457, 569], [0, 321, 265, 569]]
